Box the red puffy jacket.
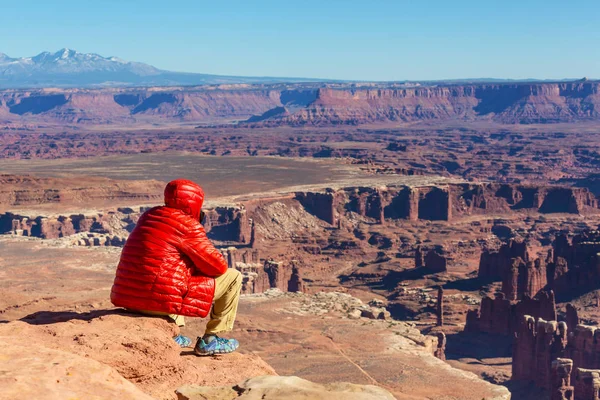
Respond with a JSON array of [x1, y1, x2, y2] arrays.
[[110, 179, 227, 317]]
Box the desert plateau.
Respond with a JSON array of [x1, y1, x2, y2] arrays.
[[2, 78, 600, 399]]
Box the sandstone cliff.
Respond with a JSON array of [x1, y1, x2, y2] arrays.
[[2, 81, 599, 125]]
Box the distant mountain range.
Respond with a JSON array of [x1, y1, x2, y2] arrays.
[[0, 49, 324, 88], [0, 48, 594, 89]]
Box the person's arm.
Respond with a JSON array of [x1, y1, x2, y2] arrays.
[[180, 222, 228, 277]]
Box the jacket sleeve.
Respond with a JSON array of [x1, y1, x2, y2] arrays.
[[180, 222, 228, 277]]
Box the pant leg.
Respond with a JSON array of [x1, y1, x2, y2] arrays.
[[204, 268, 242, 335]]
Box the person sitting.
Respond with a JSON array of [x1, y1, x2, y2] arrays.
[[110, 179, 242, 355]]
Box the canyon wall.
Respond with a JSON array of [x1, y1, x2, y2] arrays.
[[0, 175, 164, 209], [2, 183, 597, 244], [2, 81, 600, 125], [0, 204, 252, 243], [298, 183, 598, 227]]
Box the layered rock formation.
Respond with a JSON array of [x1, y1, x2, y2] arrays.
[[4, 81, 599, 125], [574, 369, 600, 400], [512, 316, 568, 389], [0, 338, 155, 400], [552, 358, 575, 400], [548, 231, 600, 296], [0, 174, 164, 209], [0, 204, 252, 243], [272, 83, 600, 125], [512, 316, 600, 398], [0, 312, 277, 399], [299, 183, 598, 227], [465, 290, 556, 335], [478, 229, 600, 302], [231, 257, 306, 295]]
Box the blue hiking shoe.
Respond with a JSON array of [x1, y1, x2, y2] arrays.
[[194, 335, 239, 355], [173, 334, 192, 348]]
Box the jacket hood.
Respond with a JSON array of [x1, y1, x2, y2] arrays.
[[164, 179, 204, 220]]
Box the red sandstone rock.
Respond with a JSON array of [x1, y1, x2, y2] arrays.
[[566, 304, 580, 333], [424, 249, 448, 273], [512, 315, 567, 389], [288, 262, 305, 293], [437, 287, 444, 327], [575, 368, 600, 400], [479, 238, 532, 280], [551, 358, 574, 400], [434, 332, 446, 361], [3, 82, 600, 126], [466, 290, 557, 336]]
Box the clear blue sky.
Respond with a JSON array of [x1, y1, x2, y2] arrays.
[[1, 0, 598, 81]]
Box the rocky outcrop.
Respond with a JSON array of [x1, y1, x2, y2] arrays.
[[566, 304, 580, 332], [0, 312, 277, 399], [204, 206, 253, 243], [425, 248, 448, 273], [551, 358, 575, 400], [547, 231, 600, 297], [0, 338, 155, 400], [434, 332, 447, 361], [295, 190, 342, 225], [0, 208, 146, 239], [478, 238, 531, 280], [0, 174, 164, 208], [501, 257, 547, 301], [1, 204, 253, 244], [512, 316, 568, 389], [574, 368, 600, 400], [234, 259, 306, 295], [176, 375, 396, 400], [512, 317, 600, 398], [465, 290, 556, 335], [437, 287, 444, 326], [288, 262, 305, 293]]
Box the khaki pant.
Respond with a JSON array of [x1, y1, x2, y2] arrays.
[[138, 268, 242, 335]]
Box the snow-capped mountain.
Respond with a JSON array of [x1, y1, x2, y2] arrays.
[[0, 49, 317, 88]]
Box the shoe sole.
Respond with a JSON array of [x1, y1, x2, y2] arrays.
[[194, 346, 239, 356]]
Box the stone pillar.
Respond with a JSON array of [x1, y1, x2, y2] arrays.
[[551, 358, 574, 400], [575, 368, 600, 400], [502, 257, 523, 301], [434, 332, 446, 361], [376, 190, 385, 225], [566, 304, 579, 333], [407, 188, 419, 221], [415, 245, 424, 268], [287, 262, 304, 293], [437, 286, 444, 327], [249, 219, 256, 248], [227, 247, 237, 269]]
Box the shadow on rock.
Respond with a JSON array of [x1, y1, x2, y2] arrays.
[[445, 331, 512, 361], [20, 308, 139, 325], [501, 380, 549, 400], [443, 276, 493, 292]]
